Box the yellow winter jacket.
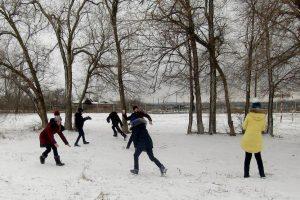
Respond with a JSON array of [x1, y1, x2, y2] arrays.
[[241, 112, 266, 153]]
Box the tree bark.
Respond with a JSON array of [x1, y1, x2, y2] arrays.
[[189, 37, 204, 134], [207, 0, 217, 135], [109, 0, 129, 133], [187, 42, 194, 134], [265, 20, 274, 137], [245, 2, 256, 116], [215, 62, 235, 135]]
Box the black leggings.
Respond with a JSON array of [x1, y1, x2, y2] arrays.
[[42, 145, 59, 157], [134, 148, 163, 170], [244, 152, 265, 177]]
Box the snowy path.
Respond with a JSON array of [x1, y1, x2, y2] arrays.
[[0, 113, 299, 200]]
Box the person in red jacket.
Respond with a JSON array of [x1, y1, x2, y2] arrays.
[[39, 118, 70, 166]]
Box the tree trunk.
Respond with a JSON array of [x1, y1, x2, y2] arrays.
[[245, 4, 256, 116], [265, 21, 274, 137], [190, 37, 204, 134], [111, 1, 129, 133], [187, 42, 194, 134], [215, 62, 235, 135], [78, 68, 93, 110], [207, 0, 217, 135], [64, 64, 73, 130], [37, 95, 48, 128]]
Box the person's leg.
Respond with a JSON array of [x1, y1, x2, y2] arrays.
[[145, 148, 163, 169], [51, 145, 59, 157], [244, 152, 252, 178], [80, 128, 89, 144], [74, 129, 82, 146], [133, 148, 143, 170], [116, 125, 126, 139], [126, 134, 134, 149], [42, 146, 51, 157], [254, 152, 265, 177], [40, 145, 51, 164], [52, 145, 64, 166], [112, 126, 117, 137]]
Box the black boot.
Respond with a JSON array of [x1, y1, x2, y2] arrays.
[[160, 165, 167, 176], [83, 141, 90, 144], [130, 169, 139, 175], [40, 155, 47, 164], [54, 156, 65, 166], [74, 143, 80, 147]]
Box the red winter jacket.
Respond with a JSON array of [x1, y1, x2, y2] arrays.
[[39, 122, 69, 147]]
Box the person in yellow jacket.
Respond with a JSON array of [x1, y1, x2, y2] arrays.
[[241, 101, 266, 178]]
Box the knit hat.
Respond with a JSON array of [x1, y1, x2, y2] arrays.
[[132, 105, 139, 110], [54, 110, 60, 116], [251, 98, 262, 109]]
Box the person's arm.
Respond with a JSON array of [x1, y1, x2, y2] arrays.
[[83, 116, 92, 121], [142, 112, 152, 123], [57, 131, 69, 145], [122, 111, 131, 121], [242, 115, 249, 131], [262, 115, 267, 133], [106, 114, 111, 123]]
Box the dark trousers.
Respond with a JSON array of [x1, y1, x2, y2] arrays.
[[127, 134, 134, 148], [134, 148, 163, 170], [75, 128, 87, 144], [112, 125, 126, 137], [42, 145, 59, 157], [244, 152, 265, 177]]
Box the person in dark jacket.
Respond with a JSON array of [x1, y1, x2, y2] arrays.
[[39, 118, 70, 166], [74, 107, 92, 147], [107, 111, 127, 140], [123, 106, 167, 176], [125, 106, 152, 149]]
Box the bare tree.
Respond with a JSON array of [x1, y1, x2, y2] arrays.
[[0, 0, 49, 127], [33, 0, 91, 130]]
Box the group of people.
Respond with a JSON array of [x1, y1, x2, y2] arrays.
[[38, 105, 167, 176], [38, 100, 267, 178], [39, 108, 92, 166]]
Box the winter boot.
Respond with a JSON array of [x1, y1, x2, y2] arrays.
[[74, 143, 80, 147], [83, 141, 90, 144], [130, 169, 139, 175], [160, 165, 167, 176], [54, 156, 65, 166], [40, 155, 47, 164]]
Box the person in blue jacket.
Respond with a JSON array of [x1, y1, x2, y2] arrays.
[[123, 106, 167, 176]]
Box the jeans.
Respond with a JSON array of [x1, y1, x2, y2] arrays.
[[134, 148, 163, 170], [42, 145, 59, 157]]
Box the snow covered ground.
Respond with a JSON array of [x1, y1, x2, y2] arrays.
[[0, 113, 299, 200]]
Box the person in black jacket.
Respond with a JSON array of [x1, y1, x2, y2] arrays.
[[123, 106, 167, 176], [107, 111, 127, 140], [74, 107, 92, 147], [125, 106, 152, 149]]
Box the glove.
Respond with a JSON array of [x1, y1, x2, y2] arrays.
[[87, 116, 92, 120]]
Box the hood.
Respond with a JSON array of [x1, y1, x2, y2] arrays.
[[248, 112, 265, 121]]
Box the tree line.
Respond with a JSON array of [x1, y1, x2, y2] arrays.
[[0, 0, 299, 136]]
